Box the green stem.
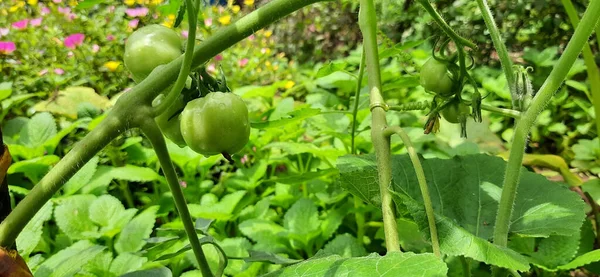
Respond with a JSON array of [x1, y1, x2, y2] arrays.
[[416, 0, 476, 49], [481, 104, 521, 119], [0, 113, 125, 247], [119, 180, 135, 208], [459, 256, 471, 277], [351, 48, 366, 155], [560, 0, 600, 148], [140, 118, 213, 277], [492, 0, 600, 247], [0, 0, 324, 249], [476, 0, 515, 94], [359, 0, 400, 252], [383, 126, 440, 257], [153, 0, 198, 117]]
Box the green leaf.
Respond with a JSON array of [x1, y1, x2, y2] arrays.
[[188, 191, 246, 220], [110, 165, 163, 182], [54, 195, 99, 240], [320, 205, 348, 240], [316, 61, 349, 78], [121, 267, 172, 277], [49, 245, 105, 277], [284, 198, 321, 237], [528, 234, 580, 270], [80, 165, 114, 194], [89, 194, 126, 227], [109, 253, 148, 276], [264, 252, 447, 277], [115, 206, 158, 253], [0, 81, 12, 101], [19, 112, 57, 148], [322, 233, 367, 258], [16, 202, 53, 257], [251, 108, 321, 129], [34, 240, 104, 277], [8, 155, 60, 183], [244, 250, 301, 265], [63, 156, 99, 195], [33, 87, 111, 119], [239, 219, 286, 243], [557, 249, 600, 270]]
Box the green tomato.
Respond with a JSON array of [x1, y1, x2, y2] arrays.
[[420, 58, 454, 97], [441, 102, 470, 124], [180, 92, 250, 156], [153, 94, 187, 147], [124, 24, 182, 83]]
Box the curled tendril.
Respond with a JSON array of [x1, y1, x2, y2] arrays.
[[388, 101, 430, 111], [432, 37, 455, 62]]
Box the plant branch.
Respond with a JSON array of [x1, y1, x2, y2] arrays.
[[417, 0, 477, 49], [351, 48, 366, 155], [359, 0, 400, 252], [476, 0, 515, 95], [481, 104, 521, 119], [492, 0, 600, 247], [383, 126, 440, 257]]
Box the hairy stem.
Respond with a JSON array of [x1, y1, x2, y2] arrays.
[[492, 0, 600, 247], [141, 118, 213, 277], [383, 126, 440, 257], [359, 0, 400, 252], [481, 104, 521, 119], [417, 0, 476, 49]]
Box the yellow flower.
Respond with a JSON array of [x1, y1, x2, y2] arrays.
[[284, 81, 295, 89], [27, 0, 38, 5], [104, 61, 121, 72], [273, 65, 279, 71], [218, 15, 231, 25], [150, 0, 163, 5], [68, 0, 77, 6], [244, 0, 254, 6], [265, 61, 272, 68], [124, 0, 136, 6], [263, 30, 273, 38], [9, 1, 25, 12], [162, 14, 176, 28], [256, 68, 262, 73], [231, 5, 240, 13], [136, 0, 146, 4]]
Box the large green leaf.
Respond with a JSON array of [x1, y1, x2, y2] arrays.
[[19, 112, 57, 148], [188, 191, 247, 220], [34, 240, 105, 277], [115, 206, 158, 253], [337, 154, 586, 270], [54, 195, 99, 240], [264, 252, 447, 277], [33, 86, 111, 119], [16, 202, 53, 257]]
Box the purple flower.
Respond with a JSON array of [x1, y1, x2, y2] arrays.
[[238, 58, 249, 67], [128, 19, 139, 29], [125, 7, 149, 17], [12, 19, 28, 30], [106, 34, 115, 41], [0, 28, 9, 38], [41, 6, 51, 15], [64, 33, 85, 49], [57, 6, 71, 15], [0, 41, 16, 54], [30, 18, 43, 27], [54, 68, 65, 75]]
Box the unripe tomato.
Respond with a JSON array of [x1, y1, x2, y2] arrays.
[[420, 58, 454, 97], [153, 94, 187, 147], [441, 102, 470, 124], [180, 92, 250, 156], [124, 24, 182, 83]]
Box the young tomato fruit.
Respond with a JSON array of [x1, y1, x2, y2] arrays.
[[180, 92, 250, 156], [124, 24, 182, 83], [441, 101, 470, 124], [153, 94, 187, 147], [420, 58, 454, 97]]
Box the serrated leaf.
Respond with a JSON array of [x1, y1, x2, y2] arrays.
[[81, 165, 114, 194], [316, 61, 349, 78], [284, 198, 321, 236], [16, 202, 53, 257], [89, 194, 126, 227], [251, 108, 321, 129], [33, 87, 111, 119], [529, 234, 581, 270], [121, 267, 172, 277], [322, 233, 366, 258], [264, 252, 447, 277], [63, 156, 99, 195], [188, 191, 246, 220], [239, 219, 286, 243], [557, 249, 600, 270], [8, 155, 60, 183], [49, 245, 105, 277], [110, 165, 163, 182], [34, 240, 102, 277], [244, 250, 301, 265], [19, 112, 57, 148], [109, 253, 147, 276], [115, 206, 158, 253], [54, 195, 99, 240]]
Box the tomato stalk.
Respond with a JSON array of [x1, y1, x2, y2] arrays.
[[0, 0, 325, 249], [416, 0, 476, 50], [493, 0, 600, 247], [351, 49, 367, 245]]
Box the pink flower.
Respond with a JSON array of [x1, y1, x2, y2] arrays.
[[64, 33, 85, 49], [128, 19, 139, 29], [108, 6, 115, 13], [181, 30, 189, 38], [106, 34, 115, 41], [179, 181, 187, 188], [30, 18, 43, 27], [12, 19, 28, 30], [204, 18, 212, 27], [53, 0, 62, 3], [54, 68, 65, 75], [206, 63, 216, 73], [41, 6, 51, 15], [238, 58, 249, 67], [240, 155, 249, 164], [0, 41, 16, 54], [215, 54, 223, 61], [38, 69, 48, 76], [0, 28, 9, 38], [125, 7, 149, 17], [92, 44, 100, 53], [57, 7, 71, 15], [248, 34, 255, 41], [67, 51, 74, 58]]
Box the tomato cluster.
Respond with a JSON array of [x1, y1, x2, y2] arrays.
[[125, 25, 250, 157]]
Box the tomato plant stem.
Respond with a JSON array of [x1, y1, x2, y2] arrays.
[[560, 0, 600, 150], [351, 48, 366, 155], [383, 126, 441, 257], [359, 0, 401, 252], [492, 0, 600, 247], [141, 119, 213, 277], [417, 0, 476, 49], [0, 113, 125, 247], [476, 0, 515, 95], [480, 104, 521, 119]]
